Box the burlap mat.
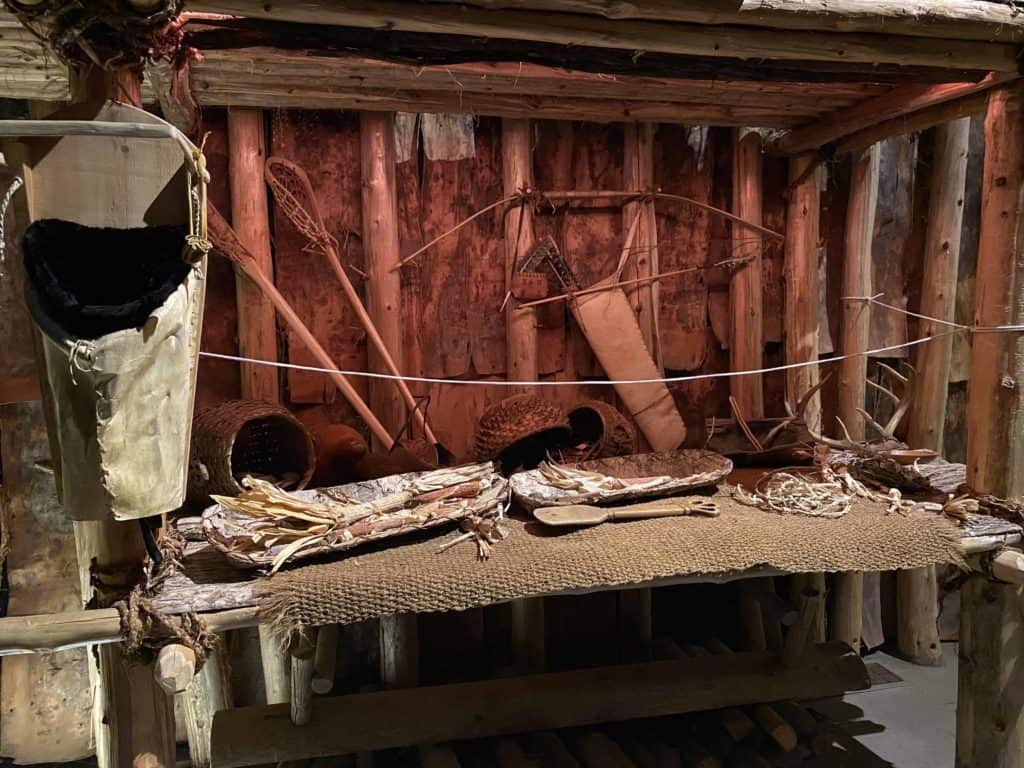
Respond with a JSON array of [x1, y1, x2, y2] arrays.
[[257, 493, 965, 631]]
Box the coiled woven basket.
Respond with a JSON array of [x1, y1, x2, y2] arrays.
[[188, 400, 316, 503], [474, 394, 570, 465], [562, 399, 637, 461]]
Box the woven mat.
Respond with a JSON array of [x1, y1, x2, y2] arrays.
[[257, 492, 965, 631]]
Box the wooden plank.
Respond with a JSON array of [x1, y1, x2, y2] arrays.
[[783, 154, 821, 432], [773, 75, 1012, 156], [191, 0, 1019, 71], [967, 83, 1024, 499], [384, 0, 1024, 43], [729, 128, 764, 418], [0, 403, 93, 763], [623, 122, 659, 368], [227, 107, 279, 403], [210, 643, 869, 768]]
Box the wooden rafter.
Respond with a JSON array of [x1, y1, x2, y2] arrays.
[[772, 73, 1014, 155]]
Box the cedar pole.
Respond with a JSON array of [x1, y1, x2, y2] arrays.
[[832, 142, 880, 654], [226, 107, 289, 705], [359, 111, 406, 441], [227, 107, 280, 403], [958, 83, 1024, 768], [502, 117, 544, 672], [900, 118, 970, 667], [619, 121, 658, 661], [360, 111, 419, 687], [730, 128, 765, 419], [65, 67, 177, 768], [783, 153, 822, 431]]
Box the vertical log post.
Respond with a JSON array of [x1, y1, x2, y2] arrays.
[[227, 107, 280, 403], [227, 107, 289, 704], [619, 122, 658, 661], [900, 118, 970, 667], [958, 83, 1024, 768], [832, 143, 880, 655], [730, 128, 764, 419], [66, 66, 177, 768], [360, 111, 405, 440], [502, 118, 545, 672], [182, 644, 233, 768], [783, 153, 822, 432]]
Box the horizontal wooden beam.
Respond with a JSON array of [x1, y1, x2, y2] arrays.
[[191, 48, 888, 114], [406, 0, 1024, 43], [189, 1, 1020, 72], [773, 73, 1014, 155], [211, 642, 869, 767], [190, 73, 804, 126]]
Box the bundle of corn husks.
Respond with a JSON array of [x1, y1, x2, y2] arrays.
[[202, 463, 507, 572]]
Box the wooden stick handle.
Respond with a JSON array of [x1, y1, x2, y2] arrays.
[[606, 497, 717, 520]]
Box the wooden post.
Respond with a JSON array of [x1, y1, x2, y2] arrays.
[[311, 625, 339, 695], [730, 128, 764, 419], [783, 153, 822, 432], [227, 107, 279, 403], [956, 576, 1024, 768], [290, 629, 316, 727], [381, 614, 419, 688], [502, 118, 539, 384], [968, 84, 1024, 499], [182, 644, 233, 768], [900, 118, 970, 667], [832, 142, 880, 655], [502, 118, 544, 672], [958, 83, 1024, 768], [620, 122, 657, 661], [359, 111, 405, 440]]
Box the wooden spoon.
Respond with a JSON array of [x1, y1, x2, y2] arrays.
[[533, 496, 720, 527]]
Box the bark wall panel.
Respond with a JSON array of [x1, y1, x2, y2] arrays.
[[762, 155, 787, 345], [271, 110, 367, 409], [654, 125, 715, 373]]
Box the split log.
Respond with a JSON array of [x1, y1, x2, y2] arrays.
[[789, 573, 826, 643], [569, 730, 638, 768], [524, 732, 580, 768], [899, 118, 970, 668], [956, 575, 1024, 768], [990, 549, 1024, 585], [154, 644, 197, 695], [290, 630, 316, 726], [190, 0, 1019, 71], [258, 624, 290, 705], [968, 83, 1024, 499], [783, 153, 821, 432], [783, 588, 822, 667], [182, 643, 233, 768], [729, 128, 764, 419], [381, 614, 419, 688], [226, 107, 279, 403], [210, 643, 868, 768]]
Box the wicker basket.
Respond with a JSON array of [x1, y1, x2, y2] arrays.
[[474, 394, 570, 467], [188, 400, 316, 502], [562, 399, 637, 461]]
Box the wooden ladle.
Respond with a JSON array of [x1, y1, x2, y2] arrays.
[[533, 496, 720, 527]]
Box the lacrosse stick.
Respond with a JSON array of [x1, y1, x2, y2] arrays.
[[206, 204, 395, 449], [264, 156, 439, 447]]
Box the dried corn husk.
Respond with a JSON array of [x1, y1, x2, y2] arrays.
[[202, 463, 507, 571]]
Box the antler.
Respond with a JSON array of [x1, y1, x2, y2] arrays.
[[793, 371, 866, 452], [857, 362, 916, 442]]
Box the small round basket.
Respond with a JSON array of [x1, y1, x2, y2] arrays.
[[188, 400, 316, 503], [563, 399, 636, 461], [474, 394, 570, 468]]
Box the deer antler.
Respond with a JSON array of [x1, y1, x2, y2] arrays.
[[858, 362, 916, 441], [795, 371, 868, 452]]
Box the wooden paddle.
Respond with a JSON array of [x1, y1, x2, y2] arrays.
[[533, 496, 719, 527]]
